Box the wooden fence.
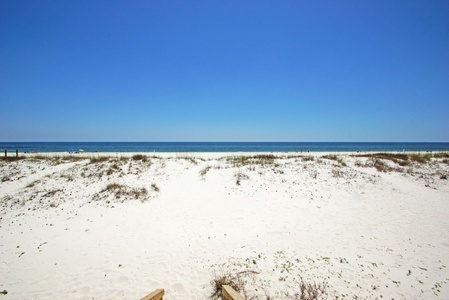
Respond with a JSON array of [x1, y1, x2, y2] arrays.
[[4, 149, 19, 157]]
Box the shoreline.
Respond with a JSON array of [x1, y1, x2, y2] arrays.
[[3, 142, 449, 155], [4, 149, 448, 159]]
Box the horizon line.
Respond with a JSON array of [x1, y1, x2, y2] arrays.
[[2, 141, 449, 144]]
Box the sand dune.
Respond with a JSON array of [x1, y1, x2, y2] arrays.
[[1, 152, 448, 299]]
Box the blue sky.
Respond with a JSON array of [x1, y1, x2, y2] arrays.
[[1, 1, 448, 142]]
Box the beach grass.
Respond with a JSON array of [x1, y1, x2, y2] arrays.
[[93, 183, 148, 202], [321, 154, 347, 166], [209, 270, 245, 300], [89, 156, 110, 164], [352, 152, 448, 164], [351, 152, 449, 171], [226, 154, 276, 167], [0, 156, 26, 162], [132, 154, 148, 161], [177, 156, 198, 165], [200, 166, 212, 177]]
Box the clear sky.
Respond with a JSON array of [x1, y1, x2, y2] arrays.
[[1, 1, 448, 142]]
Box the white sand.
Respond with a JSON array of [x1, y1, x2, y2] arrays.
[[1, 152, 448, 299]]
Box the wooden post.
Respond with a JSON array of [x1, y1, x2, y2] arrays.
[[222, 285, 245, 300], [16, 149, 18, 157], [140, 289, 164, 300]]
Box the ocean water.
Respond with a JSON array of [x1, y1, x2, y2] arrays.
[[1, 142, 449, 153]]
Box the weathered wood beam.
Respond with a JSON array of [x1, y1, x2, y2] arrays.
[[222, 285, 245, 300], [140, 288, 164, 300]]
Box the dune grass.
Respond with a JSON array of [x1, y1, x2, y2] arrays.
[[89, 156, 110, 164], [0, 156, 26, 162], [321, 155, 347, 166], [200, 166, 212, 177], [352, 152, 447, 165], [209, 270, 245, 300], [132, 154, 149, 161], [94, 183, 148, 202], [1, 155, 89, 165], [226, 154, 277, 167], [207, 250, 332, 299], [351, 152, 449, 171]]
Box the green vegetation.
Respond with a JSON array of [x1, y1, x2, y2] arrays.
[[1, 154, 71, 165], [352, 152, 449, 172], [200, 166, 212, 177], [433, 152, 449, 158], [209, 270, 245, 300], [94, 183, 148, 202], [89, 156, 110, 164], [208, 252, 328, 300], [226, 154, 276, 167], [132, 154, 148, 161], [321, 154, 347, 166], [370, 158, 395, 172], [107, 162, 121, 175], [178, 156, 197, 165], [0, 156, 26, 162], [301, 156, 315, 162], [26, 155, 87, 165], [353, 152, 446, 165]]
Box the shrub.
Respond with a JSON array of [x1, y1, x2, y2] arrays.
[[94, 183, 148, 202], [89, 156, 109, 164], [1, 175, 11, 182], [408, 153, 431, 164], [301, 156, 315, 162], [321, 155, 347, 166], [107, 163, 121, 175], [227, 154, 276, 167], [0, 156, 25, 162], [132, 154, 148, 161], [321, 154, 338, 161], [353, 153, 409, 166], [433, 152, 449, 159], [25, 155, 86, 165], [60, 155, 87, 162], [371, 158, 394, 172], [130, 187, 148, 199], [332, 168, 345, 178], [253, 154, 276, 160]]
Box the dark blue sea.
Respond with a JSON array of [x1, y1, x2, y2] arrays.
[[1, 142, 449, 153]]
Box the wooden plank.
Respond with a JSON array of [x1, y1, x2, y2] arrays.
[[222, 285, 245, 300], [140, 288, 164, 300]]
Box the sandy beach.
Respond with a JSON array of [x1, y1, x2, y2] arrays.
[[1, 152, 448, 299]]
